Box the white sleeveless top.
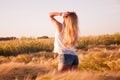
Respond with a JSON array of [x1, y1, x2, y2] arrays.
[[53, 26, 77, 55]]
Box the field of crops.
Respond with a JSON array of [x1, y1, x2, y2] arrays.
[[0, 33, 120, 80]]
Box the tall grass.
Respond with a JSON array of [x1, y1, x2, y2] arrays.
[[0, 33, 120, 80], [0, 38, 54, 56], [77, 33, 120, 50], [0, 33, 120, 56], [78, 52, 120, 72], [0, 48, 120, 80]]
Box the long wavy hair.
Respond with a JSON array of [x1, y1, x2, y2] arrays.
[[63, 12, 79, 48]]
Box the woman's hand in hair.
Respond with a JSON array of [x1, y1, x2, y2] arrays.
[[62, 12, 69, 17]]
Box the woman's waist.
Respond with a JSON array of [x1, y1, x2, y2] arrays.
[[54, 48, 77, 55]]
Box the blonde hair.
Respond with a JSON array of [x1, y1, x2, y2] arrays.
[[63, 12, 79, 48]]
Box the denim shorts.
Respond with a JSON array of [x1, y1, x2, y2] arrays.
[[58, 54, 79, 66]]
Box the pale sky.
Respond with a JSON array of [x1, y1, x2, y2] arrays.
[[0, 0, 120, 37]]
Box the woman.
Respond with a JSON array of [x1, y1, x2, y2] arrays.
[[49, 11, 79, 72]]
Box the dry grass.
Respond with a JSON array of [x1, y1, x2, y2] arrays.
[[0, 33, 120, 80], [0, 62, 120, 80], [0, 33, 120, 56], [36, 71, 120, 80], [0, 62, 50, 80], [0, 46, 120, 80]]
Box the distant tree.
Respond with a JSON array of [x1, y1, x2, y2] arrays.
[[0, 37, 17, 41], [37, 36, 49, 39]]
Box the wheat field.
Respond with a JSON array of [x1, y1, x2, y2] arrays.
[[0, 33, 120, 80]]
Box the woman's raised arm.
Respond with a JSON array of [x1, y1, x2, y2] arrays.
[[49, 12, 63, 33]]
